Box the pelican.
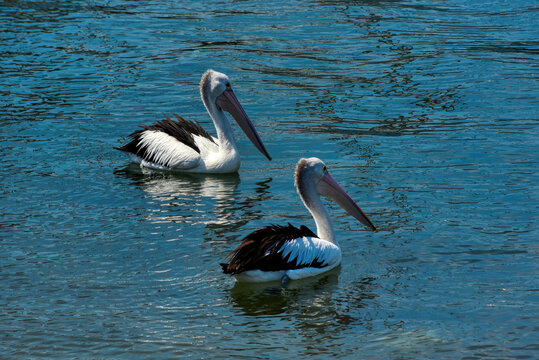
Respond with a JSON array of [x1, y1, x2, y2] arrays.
[[116, 70, 271, 173], [221, 157, 376, 283]]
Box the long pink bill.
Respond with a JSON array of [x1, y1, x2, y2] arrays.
[[316, 172, 376, 231], [216, 89, 272, 161]]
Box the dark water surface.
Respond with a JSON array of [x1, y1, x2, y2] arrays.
[[1, 0, 538, 358]]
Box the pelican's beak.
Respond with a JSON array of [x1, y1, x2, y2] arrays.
[[316, 172, 376, 231], [216, 89, 272, 161]]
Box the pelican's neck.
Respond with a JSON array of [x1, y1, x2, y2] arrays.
[[298, 183, 337, 245], [204, 98, 238, 154]]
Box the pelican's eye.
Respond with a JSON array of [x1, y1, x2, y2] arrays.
[[322, 165, 327, 173], [225, 82, 231, 89]]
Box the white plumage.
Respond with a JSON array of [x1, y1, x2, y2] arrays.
[[279, 236, 341, 268], [138, 131, 200, 169], [117, 70, 271, 173], [235, 236, 342, 282], [221, 158, 376, 283]]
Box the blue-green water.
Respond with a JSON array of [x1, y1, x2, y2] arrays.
[[1, 1, 538, 358]]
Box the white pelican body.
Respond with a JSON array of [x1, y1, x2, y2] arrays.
[[117, 70, 271, 173], [221, 157, 376, 283]]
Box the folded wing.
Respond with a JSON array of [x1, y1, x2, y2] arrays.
[[116, 114, 216, 170], [221, 224, 340, 274]]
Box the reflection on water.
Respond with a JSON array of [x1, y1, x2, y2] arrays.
[[113, 164, 275, 238], [209, 176, 274, 235], [115, 164, 241, 202], [229, 269, 342, 316], [228, 270, 382, 336], [114, 164, 242, 226], [227, 272, 387, 356]]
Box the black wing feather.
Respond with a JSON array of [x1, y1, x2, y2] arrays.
[[115, 114, 216, 161], [221, 223, 326, 275]]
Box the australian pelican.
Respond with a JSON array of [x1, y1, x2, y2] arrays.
[[221, 157, 376, 283], [116, 70, 271, 173]]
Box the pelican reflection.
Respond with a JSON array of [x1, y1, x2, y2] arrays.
[[114, 164, 241, 226], [228, 268, 341, 316], [114, 165, 274, 233], [228, 272, 379, 343]]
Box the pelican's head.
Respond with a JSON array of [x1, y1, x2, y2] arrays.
[[200, 69, 271, 161], [295, 157, 376, 231]]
